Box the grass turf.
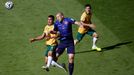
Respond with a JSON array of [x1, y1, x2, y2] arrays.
[[0, 0, 134, 75]]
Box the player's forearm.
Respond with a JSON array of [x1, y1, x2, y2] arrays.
[[49, 36, 57, 39], [74, 21, 82, 26], [82, 23, 90, 27], [30, 33, 46, 43], [81, 22, 96, 29], [34, 35, 44, 41], [33, 33, 46, 41]]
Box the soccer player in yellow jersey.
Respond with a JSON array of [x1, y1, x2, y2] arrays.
[[74, 4, 101, 51], [30, 15, 66, 71]]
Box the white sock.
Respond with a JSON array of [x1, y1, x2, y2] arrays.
[[74, 39, 78, 45], [46, 56, 52, 67], [51, 60, 63, 69], [92, 37, 97, 48]]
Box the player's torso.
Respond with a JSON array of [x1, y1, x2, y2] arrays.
[[83, 13, 91, 24], [56, 18, 73, 37], [78, 12, 92, 34], [44, 25, 58, 46]]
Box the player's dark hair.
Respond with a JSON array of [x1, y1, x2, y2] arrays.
[[85, 4, 91, 9], [48, 15, 55, 20]]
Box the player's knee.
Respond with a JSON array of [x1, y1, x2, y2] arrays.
[[68, 54, 74, 63], [69, 57, 74, 63], [48, 51, 53, 56], [93, 33, 98, 38]]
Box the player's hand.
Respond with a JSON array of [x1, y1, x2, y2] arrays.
[[30, 38, 35, 43], [89, 24, 96, 29]]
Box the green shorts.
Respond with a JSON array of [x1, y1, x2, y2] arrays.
[[76, 29, 96, 42], [44, 45, 57, 56]]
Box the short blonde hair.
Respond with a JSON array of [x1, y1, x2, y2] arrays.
[[56, 12, 64, 16]]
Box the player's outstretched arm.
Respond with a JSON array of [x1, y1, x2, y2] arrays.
[[30, 33, 46, 43]]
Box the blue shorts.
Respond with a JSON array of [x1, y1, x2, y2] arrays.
[[56, 40, 75, 55]]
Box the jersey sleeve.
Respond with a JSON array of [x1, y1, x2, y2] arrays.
[[80, 13, 86, 22], [69, 18, 76, 24], [43, 26, 49, 36], [43, 26, 47, 33]]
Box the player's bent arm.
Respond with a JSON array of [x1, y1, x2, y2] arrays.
[[81, 21, 96, 29], [50, 33, 60, 39], [30, 33, 46, 43], [48, 31, 59, 39], [49, 30, 57, 34], [74, 21, 82, 26]]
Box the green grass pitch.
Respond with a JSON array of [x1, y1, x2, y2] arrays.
[[0, 0, 134, 75]]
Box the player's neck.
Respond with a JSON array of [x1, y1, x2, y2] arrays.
[[48, 22, 54, 26], [48, 24, 53, 26], [85, 11, 91, 15], [59, 19, 64, 23]]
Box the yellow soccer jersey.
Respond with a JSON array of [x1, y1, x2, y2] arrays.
[[43, 25, 58, 46], [78, 11, 92, 34]]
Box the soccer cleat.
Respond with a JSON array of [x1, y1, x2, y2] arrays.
[[61, 63, 67, 72], [42, 66, 49, 71], [92, 46, 102, 51]]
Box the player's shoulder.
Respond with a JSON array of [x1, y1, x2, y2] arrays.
[[64, 17, 70, 20], [44, 24, 49, 28], [63, 17, 70, 22], [64, 17, 75, 22], [81, 11, 87, 16], [51, 25, 54, 28], [55, 20, 59, 25], [82, 11, 86, 15]]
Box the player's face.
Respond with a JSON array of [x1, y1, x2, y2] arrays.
[[56, 14, 64, 22], [85, 6, 91, 14], [48, 17, 53, 25]]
